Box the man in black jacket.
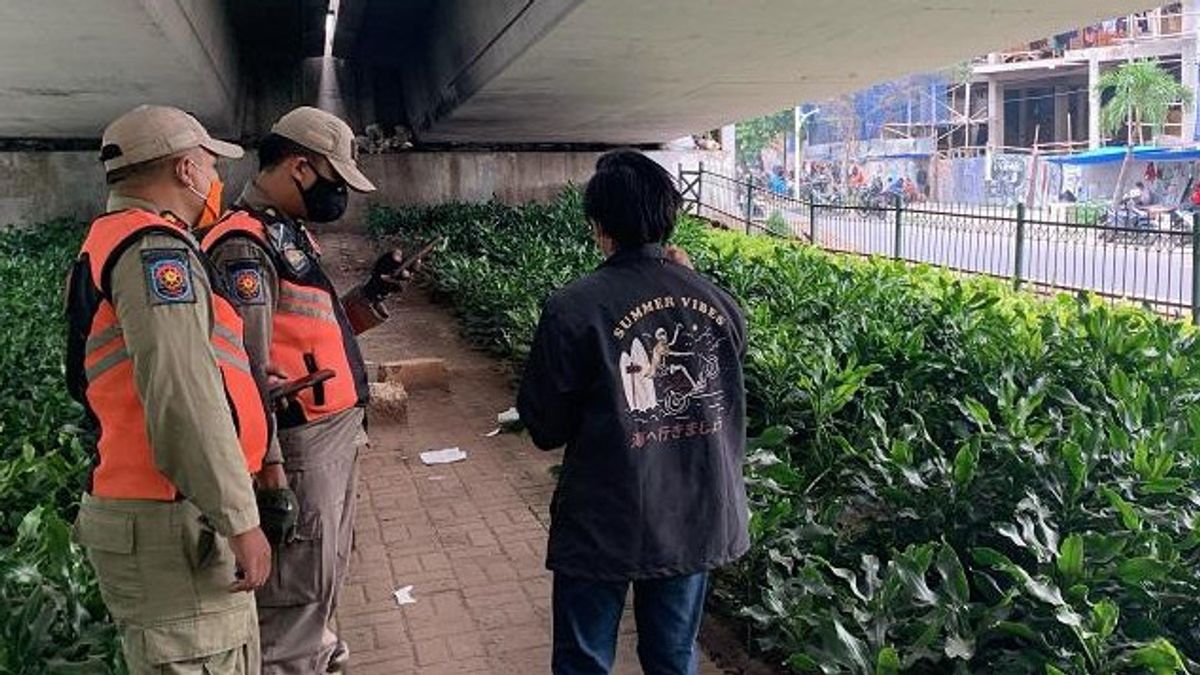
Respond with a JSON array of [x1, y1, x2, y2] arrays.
[[517, 150, 749, 675]]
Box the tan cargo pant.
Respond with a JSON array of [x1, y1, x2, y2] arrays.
[[75, 494, 260, 675], [258, 411, 362, 674]]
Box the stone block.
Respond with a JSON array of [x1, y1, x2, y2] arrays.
[[379, 358, 450, 391], [368, 381, 409, 422]]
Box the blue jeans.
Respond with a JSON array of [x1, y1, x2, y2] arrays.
[[552, 571, 708, 675]]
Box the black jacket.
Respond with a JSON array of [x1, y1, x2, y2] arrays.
[[517, 244, 749, 580]]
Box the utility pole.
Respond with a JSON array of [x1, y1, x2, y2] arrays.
[[793, 107, 820, 198], [793, 106, 801, 199]]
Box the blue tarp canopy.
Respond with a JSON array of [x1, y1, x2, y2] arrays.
[[1046, 145, 1200, 165]]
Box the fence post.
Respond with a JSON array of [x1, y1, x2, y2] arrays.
[[1013, 203, 1027, 290], [677, 163, 685, 214], [1192, 212, 1200, 325], [893, 194, 904, 259], [809, 200, 817, 245], [744, 176, 754, 234], [697, 162, 704, 216]]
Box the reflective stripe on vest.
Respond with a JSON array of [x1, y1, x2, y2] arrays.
[[69, 209, 269, 500], [200, 210, 367, 426]]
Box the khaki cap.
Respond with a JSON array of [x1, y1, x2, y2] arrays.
[[271, 106, 376, 193], [100, 105, 243, 172]]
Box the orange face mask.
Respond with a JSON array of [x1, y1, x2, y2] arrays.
[[184, 159, 224, 229], [196, 177, 224, 229]]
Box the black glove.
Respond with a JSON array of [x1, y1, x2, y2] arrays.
[[256, 488, 299, 547], [362, 250, 407, 302]]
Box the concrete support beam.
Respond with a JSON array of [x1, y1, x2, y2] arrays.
[[720, 124, 736, 157], [1054, 86, 1070, 143], [386, 0, 585, 138], [0, 0, 241, 137], [1089, 56, 1103, 149], [1185, 0, 1200, 142], [1184, 46, 1199, 143], [1016, 88, 1030, 147], [987, 79, 1005, 150]]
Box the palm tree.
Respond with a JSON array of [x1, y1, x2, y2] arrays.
[[1096, 59, 1194, 204]]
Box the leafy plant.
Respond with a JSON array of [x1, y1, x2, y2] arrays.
[[369, 192, 601, 368], [0, 220, 122, 672], [766, 210, 792, 237]]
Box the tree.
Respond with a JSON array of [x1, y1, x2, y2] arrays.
[[736, 109, 792, 170], [821, 94, 861, 191], [1096, 59, 1194, 203]]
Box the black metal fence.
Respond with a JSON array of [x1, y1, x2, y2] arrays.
[[679, 165, 1200, 323]]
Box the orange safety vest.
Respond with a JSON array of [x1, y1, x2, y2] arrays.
[[200, 209, 369, 428], [65, 209, 269, 500]]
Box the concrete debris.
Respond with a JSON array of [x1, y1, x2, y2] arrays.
[[368, 381, 408, 421]]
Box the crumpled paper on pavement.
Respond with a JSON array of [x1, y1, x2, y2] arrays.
[[393, 585, 416, 606], [419, 447, 468, 465]]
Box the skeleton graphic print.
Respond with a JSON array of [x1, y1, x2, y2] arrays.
[[614, 295, 732, 448]]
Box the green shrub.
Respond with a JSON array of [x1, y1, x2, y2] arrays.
[[680, 227, 1200, 674], [766, 210, 791, 237], [0, 220, 122, 672], [370, 192, 600, 366], [371, 192, 1200, 674], [1070, 202, 1104, 226]]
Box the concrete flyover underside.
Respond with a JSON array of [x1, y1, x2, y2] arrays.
[[0, 0, 1160, 143], [341, 0, 1157, 144], [0, 0, 322, 140], [0, 0, 247, 138]]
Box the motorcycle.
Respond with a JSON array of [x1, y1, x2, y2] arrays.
[[1099, 199, 1156, 245]]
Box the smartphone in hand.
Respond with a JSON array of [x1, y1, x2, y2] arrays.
[[269, 369, 336, 403]]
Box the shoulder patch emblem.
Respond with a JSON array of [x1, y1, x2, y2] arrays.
[[226, 260, 266, 305], [142, 249, 195, 305]]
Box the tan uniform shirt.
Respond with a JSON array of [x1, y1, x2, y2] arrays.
[[104, 194, 260, 537], [205, 182, 381, 458]]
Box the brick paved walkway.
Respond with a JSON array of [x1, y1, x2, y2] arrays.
[[324, 232, 723, 674]]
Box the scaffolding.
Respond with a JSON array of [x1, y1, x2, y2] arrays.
[[804, 73, 951, 147]]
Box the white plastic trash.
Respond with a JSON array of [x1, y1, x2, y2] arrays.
[[419, 447, 468, 465], [393, 585, 416, 606]]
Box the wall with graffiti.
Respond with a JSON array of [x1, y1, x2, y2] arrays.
[[1068, 160, 1198, 205], [932, 154, 1063, 206]]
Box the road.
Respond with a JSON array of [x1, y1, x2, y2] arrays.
[[750, 202, 1194, 317]]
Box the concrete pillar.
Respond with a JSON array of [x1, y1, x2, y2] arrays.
[[1016, 88, 1030, 147], [1089, 56, 1102, 149], [720, 124, 736, 157], [1185, 0, 1200, 142], [1053, 86, 1069, 144], [1184, 51, 1198, 142], [987, 78, 1005, 150]]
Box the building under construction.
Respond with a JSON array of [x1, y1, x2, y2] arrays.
[[795, 2, 1200, 204]]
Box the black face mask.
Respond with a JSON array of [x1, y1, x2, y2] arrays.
[[295, 173, 348, 223]]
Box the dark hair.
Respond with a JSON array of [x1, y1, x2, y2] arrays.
[[258, 133, 323, 171], [584, 149, 681, 249]]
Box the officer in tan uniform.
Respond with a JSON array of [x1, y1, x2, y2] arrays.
[[200, 107, 403, 673], [66, 105, 274, 673]]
